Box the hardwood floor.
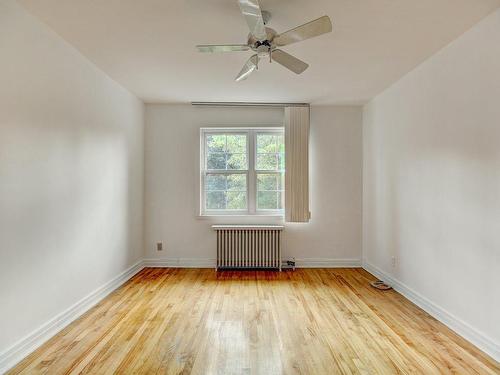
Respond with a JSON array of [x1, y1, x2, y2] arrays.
[[8, 268, 499, 374]]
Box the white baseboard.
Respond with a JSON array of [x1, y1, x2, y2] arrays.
[[294, 258, 361, 268], [143, 257, 362, 269], [363, 261, 500, 362], [143, 258, 216, 268], [0, 260, 145, 374]]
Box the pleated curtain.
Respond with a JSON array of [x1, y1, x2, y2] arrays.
[[284, 106, 310, 223]]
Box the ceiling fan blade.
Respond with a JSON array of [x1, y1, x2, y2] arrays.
[[271, 49, 309, 74], [237, 0, 267, 40], [197, 44, 250, 53], [235, 54, 259, 82], [274, 16, 332, 47]]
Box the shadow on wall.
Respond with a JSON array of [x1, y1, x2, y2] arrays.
[[0, 122, 141, 351]]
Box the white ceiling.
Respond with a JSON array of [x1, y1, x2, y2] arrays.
[[19, 0, 500, 104]]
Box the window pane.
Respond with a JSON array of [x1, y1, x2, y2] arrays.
[[257, 191, 278, 210], [205, 174, 226, 191], [256, 153, 278, 170], [227, 174, 246, 191], [257, 174, 278, 191], [256, 172, 284, 211], [207, 153, 226, 170], [257, 134, 277, 153], [206, 191, 226, 209], [226, 153, 247, 170], [207, 134, 226, 153], [226, 135, 246, 153], [227, 191, 247, 210]]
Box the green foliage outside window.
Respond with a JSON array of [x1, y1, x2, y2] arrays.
[[203, 131, 284, 212]]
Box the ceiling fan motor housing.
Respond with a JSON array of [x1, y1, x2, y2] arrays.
[[248, 27, 277, 55]]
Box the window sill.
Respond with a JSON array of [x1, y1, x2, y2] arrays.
[[196, 214, 284, 223]]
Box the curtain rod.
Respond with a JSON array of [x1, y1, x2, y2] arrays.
[[191, 102, 309, 108]]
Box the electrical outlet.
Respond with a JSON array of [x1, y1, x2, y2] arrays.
[[391, 256, 396, 267], [157, 242, 163, 251]]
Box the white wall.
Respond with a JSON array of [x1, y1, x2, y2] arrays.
[[363, 8, 500, 359], [144, 104, 362, 265], [0, 0, 144, 357]]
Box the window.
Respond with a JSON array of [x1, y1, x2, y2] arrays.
[[201, 128, 284, 215]]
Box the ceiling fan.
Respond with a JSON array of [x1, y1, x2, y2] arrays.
[[196, 0, 332, 81]]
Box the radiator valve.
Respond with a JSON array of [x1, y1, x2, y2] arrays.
[[283, 258, 296, 271]]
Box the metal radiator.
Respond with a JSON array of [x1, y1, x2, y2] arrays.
[[212, 225, 284, 271]]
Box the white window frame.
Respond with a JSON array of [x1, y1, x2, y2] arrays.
[[200, 127, 284, 216]]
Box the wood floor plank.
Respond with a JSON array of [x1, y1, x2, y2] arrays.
[[8, 268, 500, 375]]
